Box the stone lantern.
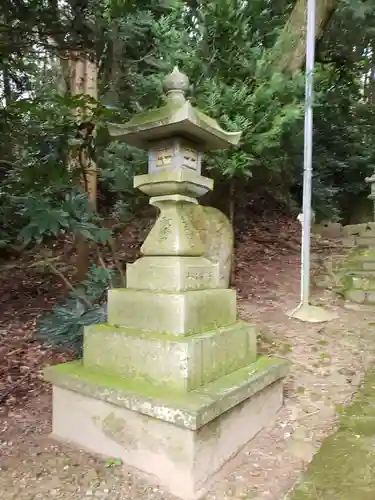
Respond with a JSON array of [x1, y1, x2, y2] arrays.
[[45, 67, 288, 500]]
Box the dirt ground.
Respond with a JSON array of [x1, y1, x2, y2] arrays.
[[1, 218, 375, 500]]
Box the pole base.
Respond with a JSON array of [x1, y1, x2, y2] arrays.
[[286, 303, 338, 323]]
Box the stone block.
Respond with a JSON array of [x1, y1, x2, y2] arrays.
[[353, 249, 375, 261], [107, 288, 236, 336], [133, 168, 214, 199], [349, 270, 375, 278], [187, 206, 233, 288], [342, 237, 357, 248], [83, 322, 257, 392], [343, 223, 372, 237], [126, 256, 220, 292], [361, 261, 375, 271], [314, 222, 343, 238], [345, 289, 366, 304], [355, 237, 375, 248], [351, 277, 375, 291], [45, 357, 288, 500]]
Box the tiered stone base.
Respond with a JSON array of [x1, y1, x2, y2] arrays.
[[45, 357, 287, 500], [45, 218, 289, 499]]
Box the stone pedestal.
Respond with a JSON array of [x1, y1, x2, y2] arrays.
[[44, 67, 289, 500], [46, 357, 287, 500], [45, 275, 288, 499]]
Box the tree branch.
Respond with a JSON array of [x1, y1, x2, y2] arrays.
[[271, 0, 338, 73]]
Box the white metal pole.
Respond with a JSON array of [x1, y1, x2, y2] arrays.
[[300, 0, 316, 305]]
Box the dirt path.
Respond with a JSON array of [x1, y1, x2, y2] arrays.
[[1, 230, 375, 499]]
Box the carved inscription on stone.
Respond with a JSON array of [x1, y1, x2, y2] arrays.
[[155, 147, 173, 168], [180, 213, 195, 242], [158, 216, 172, 241], [186, 206, 233, 287], [185, 270, 213, 290], [182, 147, 198, 171]]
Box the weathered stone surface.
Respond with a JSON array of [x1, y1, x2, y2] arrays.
[[342, 223, 375, 237], [313, 222, 343, 238], [107, 67, 242, 152], [50, 379, 283, 500], [141, 195, 205, 257], [107, 288, 236, 335], [187, 205, 234, 288], [127, 256, 219, 292], [83, 322, 257, 392], [345, 289, 366, 304], [355, 237, 375, 248], [351, 277, 375, 291], [342, 236, 357, 248], [139, 203, 233, 287], [134, 168, 213, 199], [44, 356, 289, 431]]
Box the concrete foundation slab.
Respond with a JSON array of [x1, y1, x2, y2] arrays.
[[50, 378, 283, 500]]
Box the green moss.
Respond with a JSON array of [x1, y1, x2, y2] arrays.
[[288, 367, 375, 499], [317, 339, 329, 346], [44, 356, 288, 430], [277, 342, 293, 354], [125, 102, 182, 127], [288, 432, 375, 500], [84, 321, 252, 344], [46, 360, 200, 404]]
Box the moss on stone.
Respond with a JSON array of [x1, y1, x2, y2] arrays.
[[44, 356, 288, 431], [124, 102, 182, 127]]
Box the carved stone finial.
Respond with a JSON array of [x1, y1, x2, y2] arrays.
[[163, 66, 190, 97]]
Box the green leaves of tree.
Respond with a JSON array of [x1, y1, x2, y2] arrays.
[[36, 265, 114, 354], [15, 192, 111, 246]]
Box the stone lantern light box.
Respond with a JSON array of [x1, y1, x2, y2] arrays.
[[148, 137, 202, 174]]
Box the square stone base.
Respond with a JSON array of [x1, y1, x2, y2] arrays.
[[107, 288, 236, 335], [46, 357, 288, 499], [83, 321, 257, 392], [52, 381, 282, 500]]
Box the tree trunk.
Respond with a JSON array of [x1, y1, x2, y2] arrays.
[[66, 52, 98, 281], [272, 0, 338, 73]]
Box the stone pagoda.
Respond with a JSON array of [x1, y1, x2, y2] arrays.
[[44, 67, 289, 500]]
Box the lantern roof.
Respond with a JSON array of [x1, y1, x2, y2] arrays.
[[107, 67, 242, 152]]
